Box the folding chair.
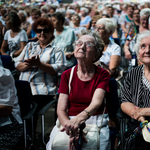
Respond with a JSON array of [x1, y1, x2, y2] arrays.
[[38, 98, 58, 145], [15, 80, 38, 149], [0, 55, 15, 71]]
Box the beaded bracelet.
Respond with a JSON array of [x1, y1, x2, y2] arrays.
[[131, 120, 149, 140], [140, 120, 148, 128]]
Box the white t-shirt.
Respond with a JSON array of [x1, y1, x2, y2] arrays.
[[99, 40, 121, 66], [4, 29, 28, 57]]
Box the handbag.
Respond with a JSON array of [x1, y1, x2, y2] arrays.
[[51, 66, 106, 150]]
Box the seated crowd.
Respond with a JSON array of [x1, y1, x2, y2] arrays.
[[0, 1, 150, 150]]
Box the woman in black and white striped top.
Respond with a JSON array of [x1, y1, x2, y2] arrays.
[[121, 31, 150, 123], [121, 31, 150, 149]]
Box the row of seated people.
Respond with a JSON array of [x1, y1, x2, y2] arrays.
[[1, 13, 150, 150], [0, 27, 119, 150]]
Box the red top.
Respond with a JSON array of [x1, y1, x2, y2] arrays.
[[58, 65, 110, 116]]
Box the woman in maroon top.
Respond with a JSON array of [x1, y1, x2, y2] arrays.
[[46, 30, 110, 150]]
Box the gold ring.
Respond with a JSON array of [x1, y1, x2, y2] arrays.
[[72, 143, 74, 146], [69, 130, 72, 134]]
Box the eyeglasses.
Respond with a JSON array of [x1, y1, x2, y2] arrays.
[[71, 16, 78, 20], [75, 40, 95, 48], [36, 28, 50, 34], [94, 26, 105, 31]]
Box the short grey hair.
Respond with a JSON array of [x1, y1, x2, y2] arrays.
[[40, 5, 48, 12], [80, 7, 89, 13], [18, 10, 27, 19], [134, 31, 150, 56], [78, 30, 104, 62], [66, 9, 75, 15], [96, 18, 117, 34], [140, 8, 150, 17]]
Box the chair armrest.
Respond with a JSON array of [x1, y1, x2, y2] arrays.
[[22, 101, 38, 120], [116, 107, 129, 118], [38, 99, 58, 115]]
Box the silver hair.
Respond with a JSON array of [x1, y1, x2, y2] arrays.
[[18, 10, 27, 18], [140, 8, 150, 17], [80, 7, 89, 13], [40, 5, 48, 11], [57, 8, 66, 16], [96, 18, 117, 34], [78, 30, 104, 62], [134, 31, 150, 56], [66, 9, 75, 15]]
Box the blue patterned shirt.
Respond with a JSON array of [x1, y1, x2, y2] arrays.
[[15, 41, 67, 95]]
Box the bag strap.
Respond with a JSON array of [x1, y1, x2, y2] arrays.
[[99, 98, 106, 130], [69, 65, 106, 130], [69, 66, 75, 94]]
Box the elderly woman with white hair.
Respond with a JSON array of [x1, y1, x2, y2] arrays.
[[124, 8, 150, 70], [65, 9, 75, 26], [121, 31, 150, 150], [46, 30, 110, 150], [80, 7, 92, 29], [95, 18, 121, 78], [18, 10, 30, 32]]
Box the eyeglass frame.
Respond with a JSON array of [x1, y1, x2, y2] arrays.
[[94, 26, 105, 32], [75, 40, 95, 49], [71, 16, 79, 20]]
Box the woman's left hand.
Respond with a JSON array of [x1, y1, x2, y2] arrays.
[[24, 55, 41, 67], [60, 118, 80, 137]]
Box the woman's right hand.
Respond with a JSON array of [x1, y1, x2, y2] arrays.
[[138, 116, 145, 122], [69, 133, 87, 150]]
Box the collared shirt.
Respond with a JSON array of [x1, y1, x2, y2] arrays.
[[99, 40, 121, 67], [15, 41, 67, 95], [0, 58, 22, 127]]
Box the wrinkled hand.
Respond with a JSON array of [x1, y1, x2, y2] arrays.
[[60, 118, 80, 137], [69, 136, 78, 150], [24, 55, 41, 67], [69, 132, 87, 150], [65, 53, 73, 59], [138, 116, 145, 122], [124, 49, 132, 60], [131, 106, 145, 120]]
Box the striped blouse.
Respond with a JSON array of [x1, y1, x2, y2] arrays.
[[15, 41, 67, 95], [121, 65, 150, 108]]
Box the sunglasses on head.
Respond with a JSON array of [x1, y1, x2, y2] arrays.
[[36, 28, 50, 33]]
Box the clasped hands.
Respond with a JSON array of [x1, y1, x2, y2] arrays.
[[131, 106, 146, 122], [24, 55, 41, 68], [60, 118, 87, 150]]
